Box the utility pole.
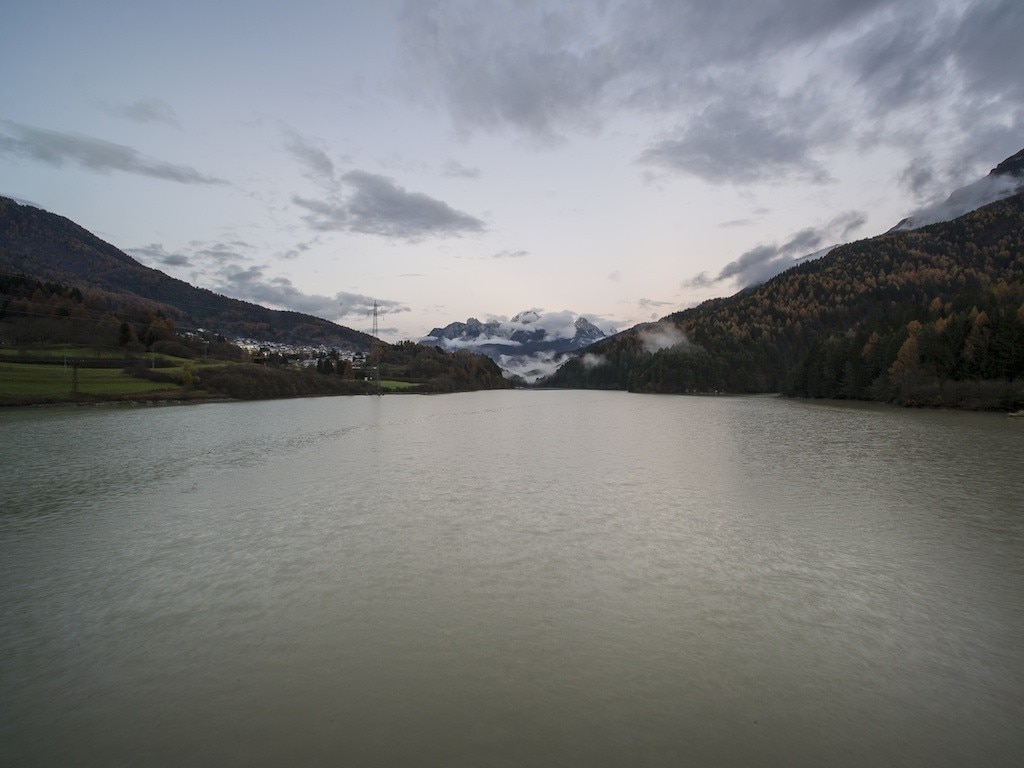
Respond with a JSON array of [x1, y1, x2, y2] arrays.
[[370, 301, 382, 395]]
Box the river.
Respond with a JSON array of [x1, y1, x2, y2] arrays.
[[2, 391, 1022, 766]]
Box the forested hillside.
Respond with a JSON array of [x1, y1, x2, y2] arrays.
[[544, 191, 1024, 410], [0, 197, 372, 348], [0, 199, 514, 402], [0, 271, 513, 403]]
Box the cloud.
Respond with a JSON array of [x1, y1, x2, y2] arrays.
[[638, 297, 673, 310], [211, 262, 409, 322], [398, 1, 1021, 187], [127, 238, 409, 327], [581, 353, 606, 369], [501, 309, 582, 340], [399, 2, 619, 143], [293, 170, 485, 240], [891, 172, 1024, 232], [194, 242, 252, 262], [533, 311, 576, 340], [128, 243, 191, 268], [899, 155, 939, 201], [436, 334, 522, 350], [429, 309, 617, 352], [283, 128, 336, 183], [99, 98, 180, 127], [685, 272, 715, 289], [638, 322, 695, 354], [442, 159, 481, 178], [398, 0, 876, 149], [950, 1, 1024, 104], [688, 210, 867, 289], [638, 98, 836, 184], [492, 249, 528, 259], [847, 1, 1024, 115], [494, 351, 563, 382], [0, 121, 226, 185]]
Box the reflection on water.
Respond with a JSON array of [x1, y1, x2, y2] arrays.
[[2, 392, 1023, 766]]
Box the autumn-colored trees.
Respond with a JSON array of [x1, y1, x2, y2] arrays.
[[545, 192, 1024, 410]]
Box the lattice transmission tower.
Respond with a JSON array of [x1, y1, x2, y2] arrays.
[[370, 301, 381, 395]]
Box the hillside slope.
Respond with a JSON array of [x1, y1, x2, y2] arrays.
[[0, 197, 373, 348], [544, 191, 1024, 409]]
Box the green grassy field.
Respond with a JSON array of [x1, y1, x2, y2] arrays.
[[0, 346, 130, 361], [379, 379, 419, 391], [0, 345, 428, 404], [0, 362, 179, 398]]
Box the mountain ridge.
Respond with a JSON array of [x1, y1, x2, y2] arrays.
[[543, 148, 1024, 409], [890, 147, 1024, 232], [425, 310, 609, 381], [0, 197, 374, 349]]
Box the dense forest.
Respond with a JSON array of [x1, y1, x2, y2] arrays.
[[544, 191, 1024, 410]]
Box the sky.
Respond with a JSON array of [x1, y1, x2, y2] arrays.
[[2, 0, 1022, 342]]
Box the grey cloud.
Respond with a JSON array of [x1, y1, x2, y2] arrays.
[[0, 121, 225, 184], [397, 2, 894, 133], [684, 272, 715, 289], [283, 128, 336, 183], [495, 351, 562, 383], [714, 244, 788, 287], [951, 1, 1024, 103], [0, 121, 226, 185], [211, 263, 409, 322], [195, 243, 250, 262], [638, 298, 673, 310], [481, 309, 617, 339], [691, 210, 867, 289], [845, 12, 951, 112], [155, 253, 190, 268], [291, 196, 344, 228], [638, 99, 836, 184], [128, 243, 191, 268], [638, 322, 695, 354], [892, 172, 1024, 232], [275, 239, 317, 261], [397, 1, 893, 141], [900, 156, 938, 201], [398, 1, 1020, 188], [495, 309, 581, 341], [781, 228, 824, 255], [719, 218, 754, 229], [844, 1, 1024, 164], [442, 159, 481, 178], [399, 2, 618, 143], [100, 98, 180, 127], [834, 211, 868, 240], [529, 310, 577, 340], [440, 334, 522, 350], [492, 249, 528, 259], [294, 170, 485, 240]]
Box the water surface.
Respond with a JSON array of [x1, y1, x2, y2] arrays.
[[2, 392, 1022, 766]]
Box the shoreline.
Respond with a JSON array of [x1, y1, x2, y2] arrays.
[[4, 388, 1022, 413]]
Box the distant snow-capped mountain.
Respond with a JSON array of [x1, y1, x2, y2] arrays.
[[424, 310, 611, 382], [891, 148, 1024, 232]]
